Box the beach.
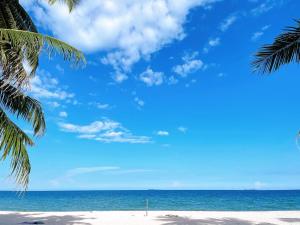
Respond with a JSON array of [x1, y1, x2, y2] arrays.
[[0, 211, 300, 225]]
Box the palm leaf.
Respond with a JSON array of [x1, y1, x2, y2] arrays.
[[0, 1, 37, 32], [253, 20, 300, 73], [0, 28, 85, 66], [9, 1, 38, 32], [0, 42, 30, 87], [0, 0, 40, 79], [48, 0, 81, 12], [0, 107, 33, 188], [0, 28, 85, 86], [0, 80, 45, 136]]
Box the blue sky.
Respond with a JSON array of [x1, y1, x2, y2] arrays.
[[1, 0, 300, 190]]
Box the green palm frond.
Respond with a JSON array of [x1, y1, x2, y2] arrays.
[[0, 107, 33, 188], [253, 20, 300, 74], [0, 80, 45, 136], [0, 28, 85, 86], [0, 79, 45, 189], [48, 0, 81, 12], [0, 28, 85, 66], [0, 0, 38, 32], [0, 0, 40, 80], [0, 42, 30, 87]]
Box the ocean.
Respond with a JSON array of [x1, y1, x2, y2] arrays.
[[0, 190, 300, 211]]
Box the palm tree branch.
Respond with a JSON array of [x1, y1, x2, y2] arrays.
[[0, 28, 85, 66], [253, 20, 300, 73], [47, 0, 81, 12], [10, 2, 38, 32], [0, 107, 32, 188], [0, 80, 45, 136], [0, 42, 29, 87]]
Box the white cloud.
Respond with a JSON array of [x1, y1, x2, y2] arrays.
[[167, 76, 179, 85], [77, 134, 96, 139], [134, 97, 145, 107], [97, 104, 110, 109], [55, 64, 64, 73], [59, 119, 151, 144], [262, 25, 270, 30], [173, 52, 203, 77], [47, 101, 60, 108], [220, 15, 237, 32], [109, 169, 154, 175], [157, 130, 169, 136], [208, 37, 220, 47], [66, 166, 120, 177], [251, 31, 263, 41], [251, 0, 275, 16], [67, 167, 153, 176], [112, 72, 128, 83], [178, 126, 188, 133], [22, 0, 219, 80], [59, 120, 119, 134], [88, 75, 97, 82], [89, 102, 110, 110], [251, 25, 270, 41], [203, 47, 209, 54], [29, 70, 74, 101], [139, 68, 164, 86], [49, 166, 154, 187], [59, 111, 68, 118], [203, 37, 220, 53], [185, 78, 197, 88]]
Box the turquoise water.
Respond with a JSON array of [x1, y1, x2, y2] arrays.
[[0, 190, 300, 211]]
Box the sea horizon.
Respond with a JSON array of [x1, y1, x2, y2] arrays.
[[1, 190, 300, 212]]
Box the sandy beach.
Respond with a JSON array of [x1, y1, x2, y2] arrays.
[[0, 211, 300, 225]]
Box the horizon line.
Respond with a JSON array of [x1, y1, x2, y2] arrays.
[[1, 189, 300, 192]]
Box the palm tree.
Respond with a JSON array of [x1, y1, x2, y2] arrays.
[[0, 0, 84, 188], [253, 19, 300, 73], [48, 0, 80, 12]]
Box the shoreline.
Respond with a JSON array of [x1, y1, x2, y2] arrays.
[[1, 210, 300, 225]]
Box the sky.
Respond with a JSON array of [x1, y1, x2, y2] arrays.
[[1, 0, 300, 190]]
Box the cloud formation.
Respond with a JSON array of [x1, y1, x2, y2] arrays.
[[173, 52, 203, 77], [29, 70, 74, 101], [89, 102, 111, 110], [49, 166, 154, 187], [59, 119, 151, 144], [203, 37, 220, 53], [157, 131, 169, 136], [134, 97, 145, 107], [220, 15, 237, 32], [59, 111, 68, 118], [251, 0, 275, 16], [66, 166, 120, 177], [139, 68, 164, 86], [251, 25, 270, 41], [208, 37, 220, 47], [178, 126, 188, 133], [22, 0, 219, 81]]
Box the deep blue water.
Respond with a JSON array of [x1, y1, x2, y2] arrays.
[[0, 190, 300, 211]]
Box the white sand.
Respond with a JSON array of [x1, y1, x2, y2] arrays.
[[0, 211, 300, 225]]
